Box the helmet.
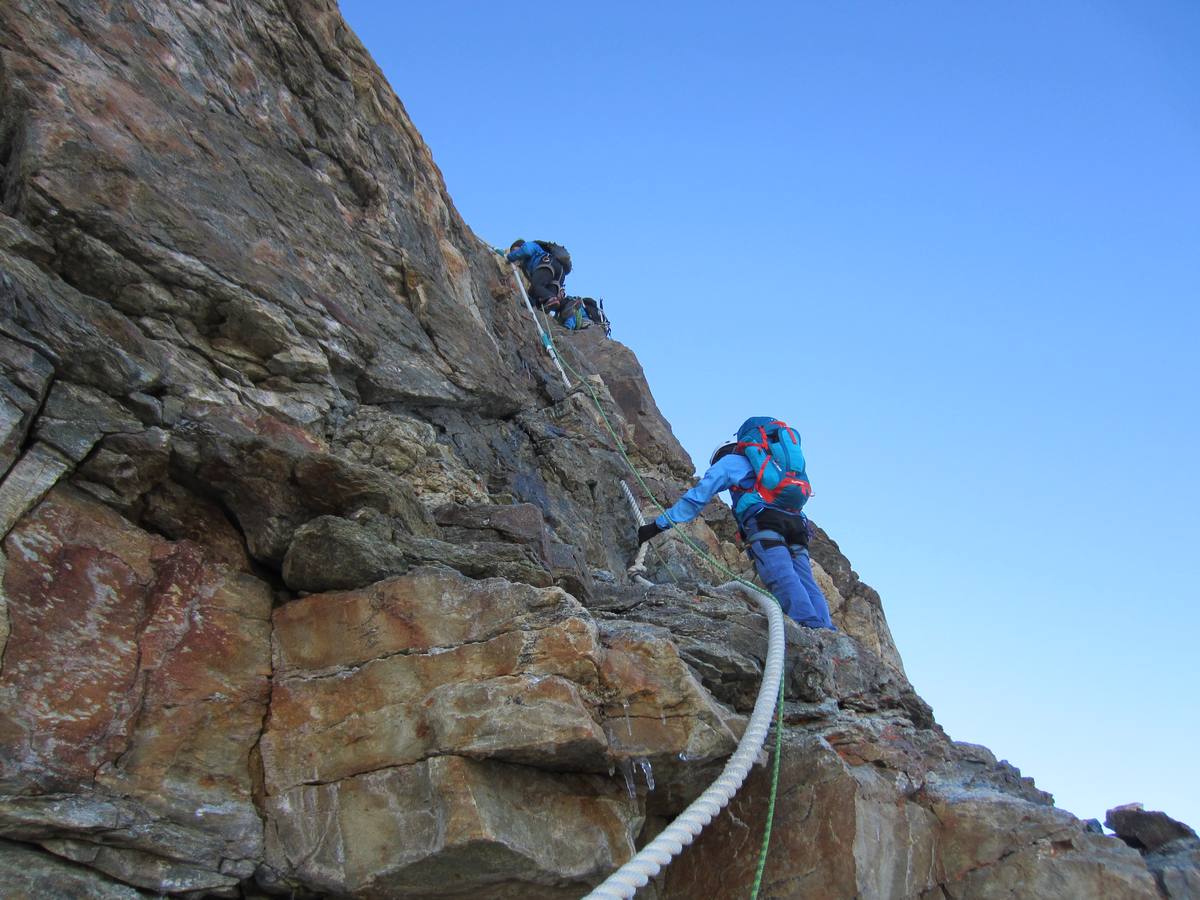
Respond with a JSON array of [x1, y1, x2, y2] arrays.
[[709, 439, 739, 466]]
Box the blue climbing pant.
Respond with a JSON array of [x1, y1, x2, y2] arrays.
[[748, 541, 835, 629], [744, 514, 835, 630]]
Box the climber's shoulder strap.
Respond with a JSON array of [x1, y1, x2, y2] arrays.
[[534, 240, 572, 275]]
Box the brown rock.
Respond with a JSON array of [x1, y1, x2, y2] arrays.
[[599, 621, 740, 769], [664, 730, 1159, 900], [943, 830, 1160, 900], [273, 567, 580, 671], [0, 486, 271, 890], [565, 329, 693, 478], [263, 568, 606, 792], [664, 734, 863, 899], [263, 757, 641, 898]]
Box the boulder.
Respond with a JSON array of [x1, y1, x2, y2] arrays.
[[1108, 803, 1199, 852]]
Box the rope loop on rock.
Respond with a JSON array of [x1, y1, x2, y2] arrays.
[[533, 313, 787, 898], [512, 264, 571, 387]]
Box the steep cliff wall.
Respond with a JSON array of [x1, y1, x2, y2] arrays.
[[0, 2, 1193, 898]]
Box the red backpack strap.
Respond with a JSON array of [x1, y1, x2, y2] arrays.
[[735, 426, 770, 453], [768, 420, 798, 443]]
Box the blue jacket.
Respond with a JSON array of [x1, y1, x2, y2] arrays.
[[506, 241, 549, 277], [655, 454, 762, 529]]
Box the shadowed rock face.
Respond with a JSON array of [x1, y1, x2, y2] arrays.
[[0, 1, 1193, 898]]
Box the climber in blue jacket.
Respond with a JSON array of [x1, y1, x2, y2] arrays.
[[637, 419, 836, 630], [504, 239, 589, 330], [506, 239, 565, 310]]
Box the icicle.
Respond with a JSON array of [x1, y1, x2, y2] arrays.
[[635, 756, 655, 792], [617, 757, 637, 799]]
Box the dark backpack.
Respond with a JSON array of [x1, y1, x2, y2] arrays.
[[580, 297, 612, 337], [535, 240, 572, 276]]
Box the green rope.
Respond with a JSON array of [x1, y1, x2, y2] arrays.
[[750, 677, 785, 899], [536, 312, 786, 897]]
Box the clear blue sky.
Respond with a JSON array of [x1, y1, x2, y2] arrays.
[[339, 0, 1199, 828]]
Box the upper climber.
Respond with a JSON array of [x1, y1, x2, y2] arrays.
[[637, 417, 836, 630], [504, 239, 589, 330]]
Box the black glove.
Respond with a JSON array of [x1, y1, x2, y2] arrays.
[[637, 521, 666, 546]]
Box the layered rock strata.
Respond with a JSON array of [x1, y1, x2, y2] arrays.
[[0, 1, 1194, 898]]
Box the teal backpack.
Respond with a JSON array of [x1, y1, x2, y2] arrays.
[[730, 417, 813, 519]]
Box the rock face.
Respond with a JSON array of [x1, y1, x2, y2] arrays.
[[0, 1, 1194, 898], [1108, 805, 1200, 899]]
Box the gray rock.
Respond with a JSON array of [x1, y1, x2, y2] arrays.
[[545, 539, 596, 600], [394, 533, 555, 588], [75, 429, 170, 512], [1146, 837, 1200, 899], [0, 213, 55, 264], [282, 514, 555, 593], [123, 393, 163, 426], [293, 452, 437, 536], [282, 514, 411, 592], [0, 839, 147, 899], [35, 382, 142, 463], [1108, 803, 1199, 852], [41, 840, 239, 896], [0, 392, 28, 480], [0, 252, 163, 396], [0, 337, 54, 478], [435, 501, 550, 557], [0, 443, 72, 539]]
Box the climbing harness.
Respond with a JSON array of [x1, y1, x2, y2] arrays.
[[527, 311, 788, 899], [511, 264, 571, 387]]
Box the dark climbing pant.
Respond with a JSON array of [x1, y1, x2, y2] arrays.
[[529, 261, 564, 310], [742, 510, 835, 630]]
